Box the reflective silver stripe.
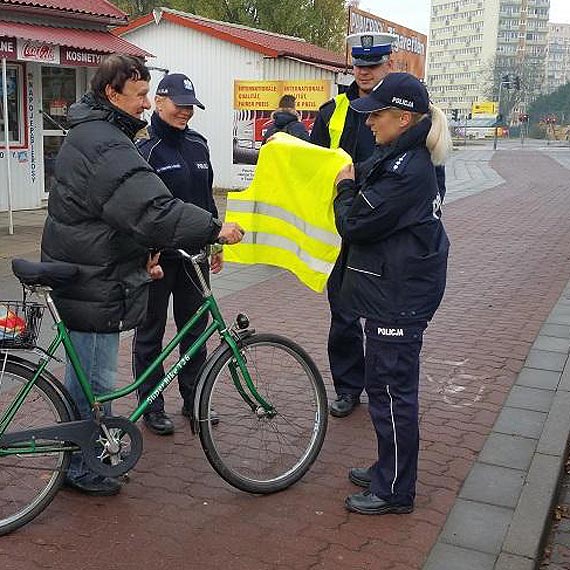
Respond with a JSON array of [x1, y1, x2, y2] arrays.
[[360, 192, 374, 209], [227, 200, 340, 247], [347, 265, 382, 278], [241, 232, 334, 274], [387, 385, 399, 494]]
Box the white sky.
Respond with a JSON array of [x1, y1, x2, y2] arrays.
[[360, 0, 570, 34]]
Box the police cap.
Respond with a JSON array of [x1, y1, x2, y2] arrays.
[[347, 32, 397, 67], [350, 72, 430, 114], [156, 73, 205, 109]]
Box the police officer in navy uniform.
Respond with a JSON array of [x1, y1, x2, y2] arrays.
[[311, 32, 397, 417], [333, 73, 451, 514], [133, 73, 221, 435]]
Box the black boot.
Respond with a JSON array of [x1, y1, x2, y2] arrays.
[[143, 411, 175, 435], [329, 394, 360, 417], [348, 466, 372, 488]]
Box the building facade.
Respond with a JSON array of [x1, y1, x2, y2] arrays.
[[0, 0, 147, 213], [544, 22, 570, 94], [427, 0, 550, 118]]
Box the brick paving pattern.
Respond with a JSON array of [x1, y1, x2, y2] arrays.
[[1, 148, 570, 569]]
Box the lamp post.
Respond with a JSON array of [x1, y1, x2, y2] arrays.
[[493, 79, 506, 151]]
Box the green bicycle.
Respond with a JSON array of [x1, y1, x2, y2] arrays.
[[0, 249, 328, 535]]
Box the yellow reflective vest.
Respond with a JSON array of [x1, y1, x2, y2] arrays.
[[224, 133, 351, 292], [328, 93, 351, 150]]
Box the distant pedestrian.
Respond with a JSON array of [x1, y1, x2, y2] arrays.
[[262, 94, 310, 143]]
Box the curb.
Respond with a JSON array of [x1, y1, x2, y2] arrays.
[[424, 283, 570, 570]]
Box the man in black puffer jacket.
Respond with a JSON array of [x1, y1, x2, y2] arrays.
[[41, 55, 244, 496]]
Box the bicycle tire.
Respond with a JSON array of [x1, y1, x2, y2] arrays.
[[198, 333, 328, 494], [0, 360, 73, 535]]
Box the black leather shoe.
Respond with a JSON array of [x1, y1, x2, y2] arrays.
[[143, 411, 174, 435], [345, 490, 413, 515], [64, 474, 122, 496], [349, 466, 372, 488], [330, 394, 360, 418], [182, 406, 219, 426]]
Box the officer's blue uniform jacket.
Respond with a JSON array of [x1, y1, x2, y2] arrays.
[[137, 113, 218, 241], [334, 118, 449, 324]]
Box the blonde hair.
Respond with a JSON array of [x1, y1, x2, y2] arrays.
[[425, 104, 452, 165], [388, 104, 452, 166]]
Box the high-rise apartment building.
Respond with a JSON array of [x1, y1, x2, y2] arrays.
[[544, 22, 570, 94], [427, 0, 550, 117]]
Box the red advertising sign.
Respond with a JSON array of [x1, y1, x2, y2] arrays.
[[17, 39, 60, 64], [61, 48, 106, 67], [349, 7, 427, 79], [0, 37, 16, 59]]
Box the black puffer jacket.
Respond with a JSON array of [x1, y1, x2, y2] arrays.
[[41, 93, 221, 333]]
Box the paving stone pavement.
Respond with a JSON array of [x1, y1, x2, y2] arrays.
[[0, 143, 569, 569]]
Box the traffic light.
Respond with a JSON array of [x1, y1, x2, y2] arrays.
[[451, 109, 459, 121], [514, 76, 521, 90]]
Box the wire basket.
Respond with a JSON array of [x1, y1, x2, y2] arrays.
[[0, 301, 45, 349]]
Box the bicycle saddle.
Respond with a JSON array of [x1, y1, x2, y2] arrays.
[[12, 259, 78, 288]]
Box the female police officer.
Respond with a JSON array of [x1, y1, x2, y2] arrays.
[[333, 73, 452, 515], [133, 73, 221, 435]]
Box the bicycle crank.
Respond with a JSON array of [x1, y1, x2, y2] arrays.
[[82, 417, 143, 477]]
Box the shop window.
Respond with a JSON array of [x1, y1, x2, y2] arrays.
[[0, 64, 24, 147], [42, 67, 76, 130]]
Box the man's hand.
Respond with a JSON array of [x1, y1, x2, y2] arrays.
[[218, 222, 245, 245], [335, 163, 355, 187], [146, 252, 164, 280], [210, 251, 224, 274]]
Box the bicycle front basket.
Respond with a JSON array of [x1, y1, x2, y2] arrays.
[[0, 300, 45, 349]]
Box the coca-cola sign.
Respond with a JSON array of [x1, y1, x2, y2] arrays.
[[17, 39, 60, 64]]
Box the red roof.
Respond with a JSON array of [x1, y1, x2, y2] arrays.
[[1, 0, 127, 21], [0, 20, 151, 56], [116, 9, 346, 70]]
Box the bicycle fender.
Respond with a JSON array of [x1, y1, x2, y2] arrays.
[[0, 352, 80, 420], [191, 341, 233, 434], [191, 329, 255, 434]]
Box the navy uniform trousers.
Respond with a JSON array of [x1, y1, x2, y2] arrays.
[[133, 257, 209, 413], [364, 319, 427, 506], [327, 250, 365, 397]]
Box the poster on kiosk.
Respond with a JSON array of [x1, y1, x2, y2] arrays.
[[232, 80, 331, 188]]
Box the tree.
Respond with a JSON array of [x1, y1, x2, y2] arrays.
[[528, 82, 570, 126], [110, 0, 346, 52], [483, 55, 545, 123]]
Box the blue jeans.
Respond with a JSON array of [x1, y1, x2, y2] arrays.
[[64, 330, 119, 480]]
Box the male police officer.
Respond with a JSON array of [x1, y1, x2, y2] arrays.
[[311, 32, 396, 418]]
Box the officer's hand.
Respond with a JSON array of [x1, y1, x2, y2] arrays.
[[218, 222, 245, 245], [335, 163, 355, 187], [146, 252, 164, 281]]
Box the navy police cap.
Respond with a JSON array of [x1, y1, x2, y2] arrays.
[[347, 32, 397, 67], [156, 73, 205, 109], [350, 72, 430, 114]]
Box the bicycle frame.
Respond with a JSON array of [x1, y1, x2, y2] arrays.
[[0, 252, 273, 449]]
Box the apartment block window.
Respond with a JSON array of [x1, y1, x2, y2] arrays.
[[0, 63, 24, 147]]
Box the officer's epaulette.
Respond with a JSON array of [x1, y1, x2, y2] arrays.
[[385, 151, 413, 175]]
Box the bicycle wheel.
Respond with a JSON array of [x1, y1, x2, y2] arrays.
[[198, 333, 328, 493], [0, 360, 73, 535]]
